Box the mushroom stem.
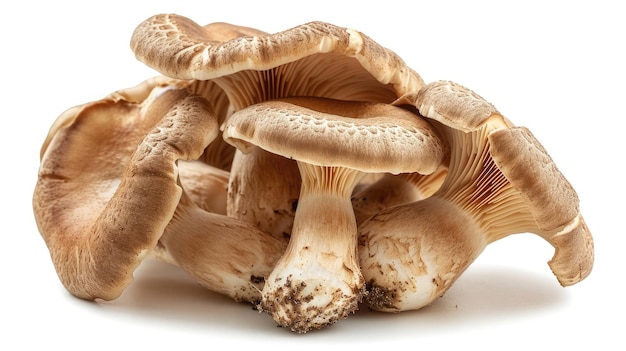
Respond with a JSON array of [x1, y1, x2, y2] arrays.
[[259, 163, 365, 333], [359, 124, 504, 312], [222, 96, 446, 331], [359, 196, 487, 312], [227, 147, 301, 240], [155, 190, 287, 304]]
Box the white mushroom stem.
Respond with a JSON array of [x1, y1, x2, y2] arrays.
[[359, 124, 507, 312], [177, 160, 229, 215], [260, 163, 365, 333], [227, 147, 301, 240]]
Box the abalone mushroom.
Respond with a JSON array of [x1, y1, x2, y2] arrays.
[[33, 79, 218, 300], [33, 78, 286, 303], [358, 80, 594, 312], [130, 14, 425, 239], [222, 96, 446, 332]]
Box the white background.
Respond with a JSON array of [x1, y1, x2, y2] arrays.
[[2, 1, 623, 349]]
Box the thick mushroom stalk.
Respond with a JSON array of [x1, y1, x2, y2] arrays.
[[358, 81, 594, 312], [156, 189, 287, 304], [130, 14, 425, 238], [222, 97, 445, 332], [33, 80, 218, 300], [264, 164, 365, 332]]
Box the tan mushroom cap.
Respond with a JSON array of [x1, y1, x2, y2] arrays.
[[130, 14, 423, 101], [488, 127, 593, 285], [222, 96, 446, 175], [358, 80, 594, 312], [103, 75, 236, 171], [33, 79, 218, 301], [418, 81, 593, 282], [395, 80, 514, 132]]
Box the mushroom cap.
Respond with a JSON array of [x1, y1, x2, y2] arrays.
[[33, 78, 218, 300], [489, 126, 580, 231], [396, 80, 514, 132], [130, 14, 423, 101], [222, 97, 446, 175], [489, 126, 593, 284], [412, 80, 593, 286]]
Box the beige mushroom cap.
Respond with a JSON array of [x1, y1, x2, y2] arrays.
[[415, 80, 593, 285], [130, 14, 428, 242], [33, 79, 218, 300], [222, 97, 446, 175], [130, 14, 423, 97], [488, 126, 593, 285]]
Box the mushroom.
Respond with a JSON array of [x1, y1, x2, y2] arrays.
[[130, 14, 425, 239], [33, 78, 219, 300], [358, 80, 594, 312], [33, 77, 287, 303], [222, 96, 446, 332]]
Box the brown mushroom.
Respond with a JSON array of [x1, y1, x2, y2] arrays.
[[358, 80, 594, 312], [222, 96, 446, 332], [33, 77, 287, 303], [33, 79, 218, 300], [130, 14, 425, 239]]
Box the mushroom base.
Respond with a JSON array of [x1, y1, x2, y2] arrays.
[[358, 197, 486, 312], [258, 188, 365, 333], [259, 270, 365, 333]]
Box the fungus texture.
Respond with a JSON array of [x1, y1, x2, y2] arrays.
[[33, 15, 594, 334]]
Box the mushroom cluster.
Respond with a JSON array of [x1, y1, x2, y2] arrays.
[[33, 14, 594, 333]]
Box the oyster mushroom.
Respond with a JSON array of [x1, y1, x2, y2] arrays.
[[222, 96, 446, 333], [130, 14, 424, 239], [33, 79, 218, 300], [358, 80, 594, 312], [33, 78, 286, 303]]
